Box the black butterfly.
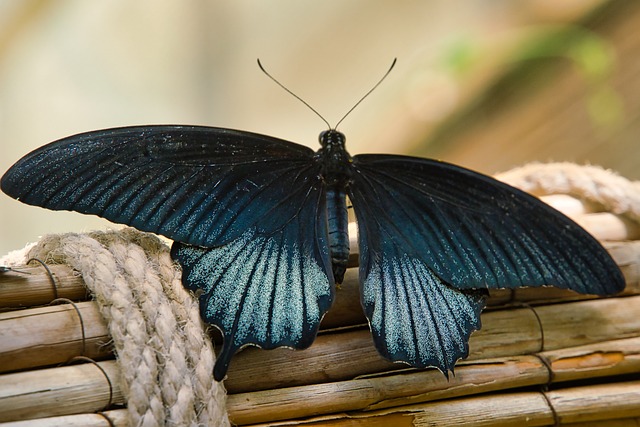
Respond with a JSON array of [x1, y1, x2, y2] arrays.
[[1, 122, 626, 380]]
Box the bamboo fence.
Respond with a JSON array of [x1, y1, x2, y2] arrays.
[[1, 194, 639, 426]]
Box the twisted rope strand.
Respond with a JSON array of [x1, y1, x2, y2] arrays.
[[23, 230, 229, 427]]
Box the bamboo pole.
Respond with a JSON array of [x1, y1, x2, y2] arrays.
[[2, 224, 637, 314], [540, 194, 640, 241], [238, 380, 640, 427], [0, 265, 87, 309], [408, 380, 640, 427], [568, 418, 640, 427], [1, 336, 638, 425], [0, 409, 128, 427], [0, 361, 124, 422], [322, 239, 640, 329], [226, 336, 640, 425], [1, 292, 638, 390], [538, 194, 600, 216], [2, 240, 637, 335], [0, 301, 112, 373], [0, 196, 637, 425], [223, 295, 640, 393]]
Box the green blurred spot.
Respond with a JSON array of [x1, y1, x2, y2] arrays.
[[441, 38, 478, 76], [588, 85, 623, 127]]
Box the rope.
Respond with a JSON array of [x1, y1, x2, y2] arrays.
[[23, 228, 229, 427], [495, 162, 640, 223]]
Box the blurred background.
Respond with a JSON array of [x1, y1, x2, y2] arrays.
[[1, 0, 639, 255]]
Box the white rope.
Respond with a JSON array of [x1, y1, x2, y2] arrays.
[[496, 162, 640, 223], [22, 229, 229, 427]]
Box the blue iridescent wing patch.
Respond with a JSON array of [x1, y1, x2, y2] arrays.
[[349, 154, 625, 372], [357, 232, 486, 372], [172, 179, 333, 380]]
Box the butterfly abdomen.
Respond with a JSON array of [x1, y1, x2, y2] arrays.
[[326, 187, 349, 284], [318, 130, 353, 284]]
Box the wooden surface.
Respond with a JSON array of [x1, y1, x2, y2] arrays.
[[1, 200, 639, 425], [1, 243, 638, 425]]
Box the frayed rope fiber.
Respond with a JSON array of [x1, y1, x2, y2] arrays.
[[23, 228, 229, 427]]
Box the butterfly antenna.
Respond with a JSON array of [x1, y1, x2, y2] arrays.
[[257, 58, 331, 129], [334, 58, 397, 129]]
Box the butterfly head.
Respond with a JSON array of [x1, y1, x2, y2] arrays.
[[319, 129, 346, 150]]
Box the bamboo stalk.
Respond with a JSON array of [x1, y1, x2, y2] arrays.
[[0, 409, 128, 427], [538, 194, 600, 216], [347, 207, 640, 254], [0, 265, 88, 309], [240, 380, 640, 426], [0, 361, 124, 422], [1, 335, 638, 425], [2, 293, 637, 390], [0, 199, 636, 426], [572, 212, 640, 241], [548, 380, 640, 424], [227, 336, 640, 425], [567, 418, 640, 427], [2, 231, 637, 314], [539, 194, 640, 241], [410, 380, 640, 427], [0, 302, 112, 373], [322, 239, 640, 329], [224, 295, 640, 393]]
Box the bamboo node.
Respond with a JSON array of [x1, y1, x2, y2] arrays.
[[515, 302, 546, 352], [97, 411, 118, 427]]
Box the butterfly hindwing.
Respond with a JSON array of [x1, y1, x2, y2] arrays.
[[357, 226, 487, 372], [349, 154, 624, 372], [172, 178, 334, 380], [0, 125, 320, 247]]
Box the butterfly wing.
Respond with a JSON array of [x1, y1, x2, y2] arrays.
[[172, 181, 333, 380], [2, 125, 334, 380], [349, 154, 624, 372], [1, 125, 320, 247]]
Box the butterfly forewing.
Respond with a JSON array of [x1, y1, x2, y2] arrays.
[[350, 154, 624, 294], [0, 126, 319, 248]]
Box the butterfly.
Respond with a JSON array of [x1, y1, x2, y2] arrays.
[[0, 59, 625, 380], [0, 123, 626, 380]]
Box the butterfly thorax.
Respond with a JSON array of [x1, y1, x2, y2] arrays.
[[317, 129, 353, 188]]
